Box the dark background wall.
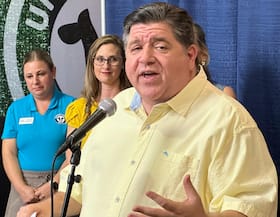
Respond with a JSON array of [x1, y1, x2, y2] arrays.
[[0, 116, 10, 216]]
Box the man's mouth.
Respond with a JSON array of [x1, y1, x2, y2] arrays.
[[141, 71, 157, 77]]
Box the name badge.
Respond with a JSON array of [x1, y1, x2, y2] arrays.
[[19, 117, 34, 125]]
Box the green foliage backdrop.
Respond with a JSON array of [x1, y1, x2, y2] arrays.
[[0, 0, 50, 116]]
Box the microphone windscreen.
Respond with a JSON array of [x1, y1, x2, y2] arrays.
[[99, 98, 117, 117]]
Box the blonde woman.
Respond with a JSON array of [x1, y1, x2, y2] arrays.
[[65, 34, 131, 148]]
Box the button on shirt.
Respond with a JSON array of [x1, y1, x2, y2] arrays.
[[59, 69, 277, 217]]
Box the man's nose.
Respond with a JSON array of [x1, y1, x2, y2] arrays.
[[139, 47, 156, 64]]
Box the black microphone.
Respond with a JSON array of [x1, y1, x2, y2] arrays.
[[56, 98, 117, 156]]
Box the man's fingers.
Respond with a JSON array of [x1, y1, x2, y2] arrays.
[[132, 204, 174, 217], [183, 175, 199, 201], [145, 191, 182, 214]]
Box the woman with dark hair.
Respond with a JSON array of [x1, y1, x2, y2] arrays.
[[1, 49, 75, 217]]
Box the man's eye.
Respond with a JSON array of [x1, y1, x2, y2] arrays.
[[156, 45, 167, 50], [134, 46, 141, 50], [130, 46, 141, 53]]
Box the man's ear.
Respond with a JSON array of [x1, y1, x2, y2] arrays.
[[186, 44, 198, 63]]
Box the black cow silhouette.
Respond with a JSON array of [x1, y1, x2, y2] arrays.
[[57, 9, 98, 61]]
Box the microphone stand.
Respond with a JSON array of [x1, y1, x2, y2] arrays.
[[60, 143, 82, 217]]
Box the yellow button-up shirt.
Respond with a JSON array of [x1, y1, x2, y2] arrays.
[[60, 70, 277, 217]]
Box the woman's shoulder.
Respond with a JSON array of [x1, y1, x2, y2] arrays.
[[223, 86, 236, 99], [65, 98, 88, 125], [214, 83, 237, 99], [7, 94, 32, 109], [214, 83, 225, 90], [67, 97, 87, 112], [56, 90, 75, 102]]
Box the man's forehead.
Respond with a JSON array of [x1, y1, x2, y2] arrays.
[[128, 23, 172, 41], [130, 22, 171, 33]]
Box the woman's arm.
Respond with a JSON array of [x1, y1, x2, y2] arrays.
[[34, 126, 75, 199], [17, 192, 81, 217], [2, 138, 38, 203]]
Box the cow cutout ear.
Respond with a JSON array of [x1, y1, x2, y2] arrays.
[[57, 9, 98, 61], [58, 23, 80, 44]]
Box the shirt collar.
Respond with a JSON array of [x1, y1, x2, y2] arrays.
[[130, 92, 141, 110], [29, 86, 60, 112], [127, 67, 208, 116], [167, 67, 208, 116]]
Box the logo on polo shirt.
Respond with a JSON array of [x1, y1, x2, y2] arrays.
[[55, 114, 66, 124]]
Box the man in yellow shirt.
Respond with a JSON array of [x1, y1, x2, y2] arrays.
[[17, 2, 277, 217]]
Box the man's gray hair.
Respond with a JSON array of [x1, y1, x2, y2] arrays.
[[123, 2, 194, 48]]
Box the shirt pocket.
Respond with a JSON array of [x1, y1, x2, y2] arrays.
[[149, 151, 200, 200]]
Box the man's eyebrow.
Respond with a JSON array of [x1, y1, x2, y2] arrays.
[[129, 36, 168, 44], [151, 37, 171, 45], [127, 38, 141, 46]]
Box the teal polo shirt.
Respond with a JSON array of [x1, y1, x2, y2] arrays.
[[2, 88, 75, 171]]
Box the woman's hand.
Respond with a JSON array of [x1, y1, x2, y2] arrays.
[[19, 184, 39, 204], [34, 181, 52, 201]]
